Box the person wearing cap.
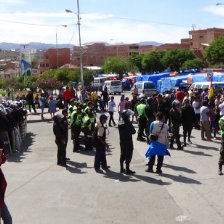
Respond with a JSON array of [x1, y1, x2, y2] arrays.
[[118, 109, 136, 174], [136, 98, 147, 141], [94, 114, 109, 173], [169, 100, 183, 150], [53, 114, 67, 166], [181, 98, 196, 146]]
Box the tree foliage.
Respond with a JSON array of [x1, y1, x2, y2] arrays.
[[205, 36, 224, 65], [162, 48, 195, 71], [102, 56, 130, 78], [128, 54, 144, 72], [142, 50, 166, 73], [182, 58, 203, 71]]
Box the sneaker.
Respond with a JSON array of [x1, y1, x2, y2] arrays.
[[188, 139, 192, 144], [177, 146, 183, 150], [218, 170, 223, 175], [126, 169, 135, 175], [137, 137, 146, 142], [65, 158, 70, 161], [120, 168, 125, 173]]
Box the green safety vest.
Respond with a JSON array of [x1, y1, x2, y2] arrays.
[[75, 113, 83, 126], [137, 104, 146, 116], [219, 116, 224, 137], [70, 110, 76, 125], [82, 115, 89, 129]]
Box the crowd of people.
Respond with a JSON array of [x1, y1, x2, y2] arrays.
[[50, 84, 224, 176]]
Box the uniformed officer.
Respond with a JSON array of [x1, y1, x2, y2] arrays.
[[118, 109, 136, 174], [71, 107, 83, 152], [218, 116, 224, 175], [136, 98, 147, 141], [169, 100, 182, 150]]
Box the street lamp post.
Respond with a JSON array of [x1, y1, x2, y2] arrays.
[[66, 0, 84, 88], [56, 25, 67, 69]]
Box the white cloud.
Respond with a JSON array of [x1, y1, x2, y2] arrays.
[[204, 5, 224, 17], [0, 11, 190, 45], [0, 0, 26, 5]]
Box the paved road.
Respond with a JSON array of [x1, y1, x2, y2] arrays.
[[3, 93, 224, 224]]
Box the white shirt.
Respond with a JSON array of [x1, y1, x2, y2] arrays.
[[108, 100, 116, 112], [192, 101, 200, 114], [219, 102, 224, 116]]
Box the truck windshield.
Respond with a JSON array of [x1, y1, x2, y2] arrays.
[[144, 83, 155, 89], [111, 81, 121, 86]]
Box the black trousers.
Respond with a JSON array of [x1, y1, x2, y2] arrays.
[[28, 103, 36, 113], [138, 116, 146, 138], [148, 155, 164, 171], [109, 111, 116, 125], [183, 125, 193, 142], [56, 141, 66, 165], [72, 125, 81, 151], [120, 142, 133, 169], [94, 146, 107, 169]]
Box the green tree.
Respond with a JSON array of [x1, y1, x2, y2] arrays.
[[205, 36, 224, 65], [162, 48, 195, 71], [73, 68, 95, 86], [102, 56, 130, 78], [142, 50, 166, 72], [0, 77, 5, 89], [128, 54, 144, 72], [182, 58, 203, 71], [55, 68, 71, 84]]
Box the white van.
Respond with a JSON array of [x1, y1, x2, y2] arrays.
[[133, 81, 157, 97], [190, 82, 224, 93], [104, 80, 122, 95]]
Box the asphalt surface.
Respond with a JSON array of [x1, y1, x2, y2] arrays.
[[2, 93, 224, 224]]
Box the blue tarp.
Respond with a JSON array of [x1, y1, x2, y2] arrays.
[[192, 73, 224, 83]]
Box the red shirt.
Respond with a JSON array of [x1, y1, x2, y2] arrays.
[[175, 90, 185, 103], [63, 90, 72, 100]]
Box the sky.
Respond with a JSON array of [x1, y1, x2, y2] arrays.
[[1, 0, 224, 45]]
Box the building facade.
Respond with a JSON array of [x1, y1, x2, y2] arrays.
[[39, 48, 70, 74]]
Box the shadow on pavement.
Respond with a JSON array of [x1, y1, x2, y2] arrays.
[[160, 173, 201, 184], [7, 132, 36, 162], [103, 169, 171, 185], [193, 144, 218, 151], [66, 161, 88, 174], [183, 149, 212, 157], [163, 164, 197, 174]]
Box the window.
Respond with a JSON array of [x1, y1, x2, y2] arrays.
[[144, 82, 155, 89], [46, 55, 49, 59], [46, 64, 49, 67]]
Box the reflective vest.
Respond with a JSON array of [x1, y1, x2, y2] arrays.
[[137, 103, 146, 116], [82, 115, 89, 129], [70, 110, 76, 125], [219, 116, 224, 137], [75, 114, 82, 126]]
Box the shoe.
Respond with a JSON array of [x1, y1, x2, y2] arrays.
[[145, 167, 154, 173], [218, 169, 223, 175], [65, 158, 70, 161], [95, 169, 103, 173], [201, 138, 206, 141], [156, 169, 163, 174], [114, 123, 117, 126], [109, 124, 112, 127], [183, 142, 187, 147], [169, 145, 174, 149], [120, 168, 125, 173], [188, 139, 192, 144], [137, 137, 146, 142], [102, 166, 110, 170], [177, 146, 183, 150], [126, 169, 135, 175]]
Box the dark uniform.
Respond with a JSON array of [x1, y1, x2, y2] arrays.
[[218, 116, 224, 175], [181, 103, 196, 145], [53, 115, 67, 166], [118, 111, 136, 174], [169, 101, 182, 150]]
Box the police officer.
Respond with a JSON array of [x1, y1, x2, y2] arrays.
[[218, 115, 224, 175], [53, 114, 67, 167], [62, 109, 70, 161], [94, 114, 109, 173], [118, 109, 136, 174], [71, 107, 82, 152], [137, 98, 147, 141], [169, 100, 182, 150]]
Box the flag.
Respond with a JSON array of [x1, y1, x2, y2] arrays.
[[208, 79, 214, 100]]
